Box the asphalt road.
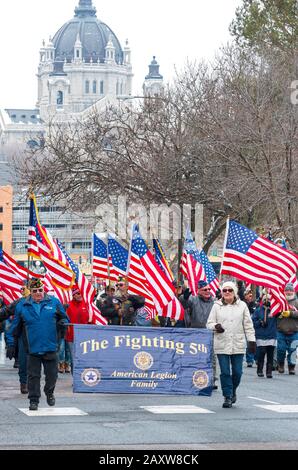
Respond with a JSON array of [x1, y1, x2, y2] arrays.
[[0, 339, 298, 450]]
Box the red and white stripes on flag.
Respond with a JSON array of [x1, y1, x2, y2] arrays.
[[269, 287, 289, 317], [222, 220, 298, 290], [42, 273, 72, 306], [180, 251, 203, 296], [127, 251, 156, 318], [75, 270, 107, 326], [130, 228, 184, 321], [28, 196, 74, 290]]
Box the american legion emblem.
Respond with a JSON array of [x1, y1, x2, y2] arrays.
[[192, 370, 209, 389], [133, 352, 154, 371], [81, 368, 101, 387]]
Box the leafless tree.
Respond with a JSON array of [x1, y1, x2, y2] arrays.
[[16, 49, 298, 251]]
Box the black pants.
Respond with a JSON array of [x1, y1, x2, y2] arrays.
[[256, 346, 275, 367], [27, 353, 58, 403]]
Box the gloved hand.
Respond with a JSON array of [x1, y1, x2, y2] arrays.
[[6, 346, 16, 360], [183, 288, 191, 300], [248, 341, 256, 354], [281, 311, 291, 318], [214, 323, 225, 333]]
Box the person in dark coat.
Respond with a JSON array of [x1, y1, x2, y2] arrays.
[[244, 288, 258, 367], [253, 296, 277, 378]]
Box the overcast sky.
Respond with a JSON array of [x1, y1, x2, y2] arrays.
[[0, 0, 241, 109]]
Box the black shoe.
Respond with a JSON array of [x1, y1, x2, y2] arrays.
[[232, 395, 237, 404], [20, 383, 28, 394], [247, 363, 253, 368], [289, 365, 296, 375], [46, 394, 55, 407], [29, 402, 38, 411], [222, 397, 233, 408], [212, 384, 218, 390]]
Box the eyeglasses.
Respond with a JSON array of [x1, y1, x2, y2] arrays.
[[31, 288, 44, 293], [118, 283, 125, 287], [201, 288, 211, 292], [222, 288, 234, 293]]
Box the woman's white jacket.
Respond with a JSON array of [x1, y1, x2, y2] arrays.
[[207, 298, 256, 355]]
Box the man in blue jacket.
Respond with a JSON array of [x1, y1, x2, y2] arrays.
[[10, 278, 69, 411]]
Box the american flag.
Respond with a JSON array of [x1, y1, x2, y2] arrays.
[[180, 227, 219, 297], [92, 234, 113, 280], [153, 239, 174, 282], [221, 220, 298, 289], [27, 196, 74, 290], [57, 241, 107, 326], [108, 235, 128, 281], [0, 250, 23, 304], [42, 273, 72, 306], [129, 226, 184, 321], [269, 287, 289, 317]]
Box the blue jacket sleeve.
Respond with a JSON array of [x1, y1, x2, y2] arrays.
[[252, 307, 263, 329], [5, 303, 22, 347]]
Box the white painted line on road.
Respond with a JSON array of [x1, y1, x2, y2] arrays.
[[19, 407, 88, 416], [140, 405, 215, 414], [248, 396, 280, 404], [0, 334, 5, 365], [255, 405, 298, 413]]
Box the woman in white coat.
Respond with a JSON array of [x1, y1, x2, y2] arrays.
[[207, 281, 256, 408]]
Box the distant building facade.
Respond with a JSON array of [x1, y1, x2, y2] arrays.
[[0, 0, 164, 262]]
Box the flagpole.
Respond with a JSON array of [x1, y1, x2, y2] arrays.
[[107, 233, 111, 288], [219, 216, 230, 284], [27, 191, 34, 283]]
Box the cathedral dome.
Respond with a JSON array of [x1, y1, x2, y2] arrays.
[[52, 0, 123, 64]]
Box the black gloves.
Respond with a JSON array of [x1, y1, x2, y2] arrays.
[[248, 341, 256, 354], [183, 288, 191, 300], [6, 346, 16, 360], [214, 323, 225, 333]]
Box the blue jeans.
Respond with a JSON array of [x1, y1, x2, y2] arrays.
[[18, 337, 27, 385], [58, 339, 71, 365], [217, 354, 244, 398], [277, 332, 298, 366]]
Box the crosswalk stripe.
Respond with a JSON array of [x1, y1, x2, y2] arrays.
[[140, 405, 215, 414]]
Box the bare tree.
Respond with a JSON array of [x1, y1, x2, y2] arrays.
[[16, 50, 298, 251]]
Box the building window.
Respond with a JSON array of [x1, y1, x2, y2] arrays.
[[0, 241, 2, 250], [0, 207, 3, 213], [100, 81, 104, 94], [93, 80, 97, 94], [85, 80, 90, 94], [0, 224, 3, 231], [116, 82, 119, 95], [57, 90, 63, 106], [76, 49, 80, 58]]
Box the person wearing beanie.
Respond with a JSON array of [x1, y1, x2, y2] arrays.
[[207, 281, 256, 408], [276, 283, 298, 375]]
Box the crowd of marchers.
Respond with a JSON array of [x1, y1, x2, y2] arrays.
[[0, 277, 297, 410]]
